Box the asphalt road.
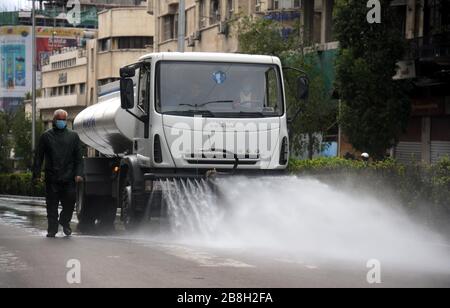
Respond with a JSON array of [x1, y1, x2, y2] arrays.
[[0, 197, 449, 288]]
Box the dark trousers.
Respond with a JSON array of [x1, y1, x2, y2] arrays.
[[45, 181, 76, 233]]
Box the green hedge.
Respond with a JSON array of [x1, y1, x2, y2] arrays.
[[288, 156, 450, 221], [0, 173, 45, 197], [1, 157, 449, 215]]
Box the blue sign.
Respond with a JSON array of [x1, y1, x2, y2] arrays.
[[212, 71, 226, 85]]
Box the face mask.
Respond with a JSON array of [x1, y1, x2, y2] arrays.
[[55, 120, 67, 130]]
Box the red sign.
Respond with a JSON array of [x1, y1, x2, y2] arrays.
[[36, 37, 78, 70]]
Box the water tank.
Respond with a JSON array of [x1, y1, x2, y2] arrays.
[[73, 93, 136, 156]]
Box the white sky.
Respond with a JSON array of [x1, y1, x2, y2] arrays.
[[1, 0, 32, 12]]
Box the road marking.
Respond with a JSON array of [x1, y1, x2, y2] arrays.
[[157, 244, 255, 268], [305, 265, 318, 270], [275, 258, 319, 270]]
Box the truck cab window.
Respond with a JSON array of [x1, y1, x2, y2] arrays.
[[265, 67, 282, 113], [138, 63, 151, 114]]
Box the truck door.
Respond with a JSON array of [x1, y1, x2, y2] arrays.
[[132, 61, 153, 164], [137, 61, 151, 138]]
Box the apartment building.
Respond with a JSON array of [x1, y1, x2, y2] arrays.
[[151, 0, 335, 53], [36, 6, 154, 131], [37, 47, 90, 129]]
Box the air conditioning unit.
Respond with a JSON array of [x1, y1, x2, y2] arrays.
[[193, 30, 201, 41], [187, 35, 195, 47], [200, 17, 207, 28], [218, 21, 229, 35]]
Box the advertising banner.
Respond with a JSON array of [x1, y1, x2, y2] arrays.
[[0, 26, 83, 111], [0, 26, 32, 111]]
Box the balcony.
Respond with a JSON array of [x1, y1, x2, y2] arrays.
[[407, 32, 450, 86], [37, 94, 87, 110], [408, 33, 450, 62]]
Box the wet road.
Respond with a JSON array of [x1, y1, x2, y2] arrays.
[[0, 196, 449, 288]]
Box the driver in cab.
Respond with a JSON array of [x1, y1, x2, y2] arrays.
[[234, 80, 260, 110]]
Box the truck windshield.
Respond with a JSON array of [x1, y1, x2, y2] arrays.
[[156, 61, 283, 118]]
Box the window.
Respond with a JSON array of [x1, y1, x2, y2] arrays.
[[117, 37, 153, 49], [90, 48, 94, 72], [80, 83, 86, 94], [226, 0, 233, 19], [265, 67, 282, 114], [162, 15, 177, 41], [70, 84, 76, 95], [99, 38, 110, 52], [210, 0, 221, 24], [138, 63, 151, 114], [272, 0, 300, 10], [199, 0, 207, 28], [392, 4, 407, 37], [157, 61, 283, 118]]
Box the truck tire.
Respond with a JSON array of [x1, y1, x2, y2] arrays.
[[76, 181, 96, 232], [120, 171, 142, 230]]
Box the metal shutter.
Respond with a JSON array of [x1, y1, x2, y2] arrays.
[[395, 142, 422, 164], [431, 141, 450, 164]]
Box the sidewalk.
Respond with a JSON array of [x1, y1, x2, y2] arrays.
[[0, 194, 46, 206]]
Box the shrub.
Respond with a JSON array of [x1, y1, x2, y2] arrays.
[[288, 156, 450, 223], [0, 173, 45, 197]]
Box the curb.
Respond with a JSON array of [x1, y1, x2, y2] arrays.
[[0, 194, 46, 205]]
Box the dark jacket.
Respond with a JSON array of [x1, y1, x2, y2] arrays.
[[32, 127, 83, 183]]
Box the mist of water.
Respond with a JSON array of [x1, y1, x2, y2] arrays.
[[160, 176, 450, 272]]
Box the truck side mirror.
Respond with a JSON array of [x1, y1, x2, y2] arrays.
[[296, 76, 309, 101], [120, 78, 134, 109], [120, 66, 135, 78]]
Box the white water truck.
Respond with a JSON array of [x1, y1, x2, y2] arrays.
[[73, 52, 308, 230]]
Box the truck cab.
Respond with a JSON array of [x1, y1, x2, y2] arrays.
[[121, 52, 290, 172]]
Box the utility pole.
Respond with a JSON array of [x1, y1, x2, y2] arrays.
[[177, 0, 185, 52], [31, 0, 37, 154]]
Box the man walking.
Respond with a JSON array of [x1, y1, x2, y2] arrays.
[[33, 109, 83, 237]]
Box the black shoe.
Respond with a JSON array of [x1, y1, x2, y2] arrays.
[[62, 225, 72, 236], [46, 233, 56, 238]]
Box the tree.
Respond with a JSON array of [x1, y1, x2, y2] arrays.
[[284, 53, 338, 159], [238, 16, 337, 158], [0, 112, 12, 173], [10, 107, 44, 170], [334, 0, 411, 160]]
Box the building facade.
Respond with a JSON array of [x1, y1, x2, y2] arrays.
[[96, 6, 154, 85], [36, 5, 154, 136], [326, 0, 450, 164], [393, 0, 450, 164], [151, 0, 335, 53], [37, 47, 90, 129]]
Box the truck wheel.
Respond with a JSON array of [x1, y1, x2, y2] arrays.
[[76, 181, 96, 232], [120, 174, 142, 230]]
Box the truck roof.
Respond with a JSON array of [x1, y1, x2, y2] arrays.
[[138, 52, 280, 65]]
